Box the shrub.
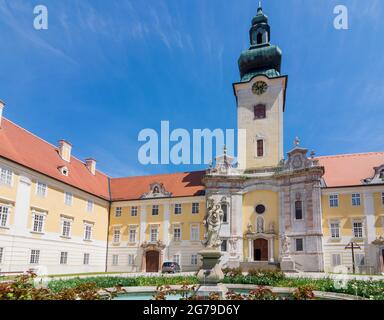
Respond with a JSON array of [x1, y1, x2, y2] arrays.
[[293, 285, 316, 300], [222, 267, 243, 277]]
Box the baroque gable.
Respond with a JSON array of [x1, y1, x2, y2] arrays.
[[140, 182, 172, 199]]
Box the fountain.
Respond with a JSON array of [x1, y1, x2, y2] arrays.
[[196, 198, 228, 298]]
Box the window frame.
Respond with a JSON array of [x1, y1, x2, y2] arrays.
[[64, 192, 73, 206], [131, 206, 138, 217], [113, 228, 121, 244], [112, 254, 119, 266], [32, 211, 46, 233], [330, 221, 341, 239], [61, 219, 72, 238], [86, 200, 94, 213], [152, 205, 159, 216], [128, 254, 135, 266], [174, 204, 182, 215], [150, 227, 159, 242], [294, 200, 303, 220], [0, 247, 4, 264], [30, 249, 40, 264], [190, 224, 200, 241], [191, 254, 198, 266], [295, 238, 304, 252], [351, 193, 361, 207], [352, 220, 364, 239], [84, 224, 93, 241], [36, 181, 48, 198], [0, 205, 10, 228], [254, 104, 266, 120], [221, 239, 228, 252], [256, 139, 264, 158], [60, 251, 68, 265], [192, 203, 199, 214], [173, 226, 181, 242], [115, 207, 122, 217], [173, 254, 181, 265], [129, 228, 136, 243], [0, 167, 13, 186], [329, 194, 339, 208], [331, 253, 342, 267], [83, 253, 90, 265]]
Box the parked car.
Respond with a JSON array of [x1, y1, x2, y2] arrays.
[[161, 262, 181, 274]]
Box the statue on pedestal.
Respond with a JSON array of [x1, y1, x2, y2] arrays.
[[202, 199, 224, 249]]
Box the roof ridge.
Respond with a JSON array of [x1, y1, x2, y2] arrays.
[[3, 117, 110, 178], [111, 170, 206, 181], [316, 152, 384, 159]]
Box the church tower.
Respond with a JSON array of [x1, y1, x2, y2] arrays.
[[235, 4, 287, 171]]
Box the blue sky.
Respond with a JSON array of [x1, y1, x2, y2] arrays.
[[0, 0, 383, 177]]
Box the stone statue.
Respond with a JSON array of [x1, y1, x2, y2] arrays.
[[202, 199, 224, 249], [256, 216, 264, 233], [229, 238, 238, 252], [281, 235, 290, 256]]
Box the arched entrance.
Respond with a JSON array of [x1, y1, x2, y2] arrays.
[[254, 238, 268, 261], [146, 250, 160, 272]]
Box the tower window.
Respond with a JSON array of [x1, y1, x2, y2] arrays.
[[257, 32, 263, 44], [254, 104, 266, 119], [221, 203, 228, 223], [257, 140, 264, 157], [295, 201, 303, 220]]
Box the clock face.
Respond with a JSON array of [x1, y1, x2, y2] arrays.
[[252, 81, 268, 96]]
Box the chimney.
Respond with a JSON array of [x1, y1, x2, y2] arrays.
[[58, 140, 72, 162], [85, 158, 96, 175], [0, 100, 5, 128]]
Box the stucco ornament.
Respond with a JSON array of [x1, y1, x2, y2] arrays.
[[202, 198, 224, 249]]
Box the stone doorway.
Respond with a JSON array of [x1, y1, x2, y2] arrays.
[[145, 250, 160, 272], [254, 238, 268, 261]]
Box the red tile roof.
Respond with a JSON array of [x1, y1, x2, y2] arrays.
[[110, 171, 206, 201], [0, 118, 110, 200], [317, 152, 384, 188]]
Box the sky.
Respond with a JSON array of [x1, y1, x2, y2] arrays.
[[0, 0, 383, 177]]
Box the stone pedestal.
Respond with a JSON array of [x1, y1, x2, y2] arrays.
[[280, 256, 295, 272], [197, 250, 224, 285]]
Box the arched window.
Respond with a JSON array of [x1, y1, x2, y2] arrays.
[[254, 104, 266, 119], [221, 203, 228, 223], [153, 186, 160, 194], [257, 139, 264, 157], [257, 32, 263, 44], [295, 201, 303, 220]]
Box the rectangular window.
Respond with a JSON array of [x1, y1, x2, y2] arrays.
[[254, 104, 266, 119], [191, 254, 198, 266], [112, 254, 119, 266], [257, 140, 264, 157], [61, 220, 71, 238], [221, 240, 228, 252], [0, 167, 12, 186], [355, 254, 365, 266], [192, 203, 199, 214], [87, 200, 94, 213], [83, 253, 90, 265], [32, 213, 44, 233], [329, 195, 339, 208], [0, 205, 10, 228], [150, 227, 158, 242], [295, 201, 303, 220], [382, 193, 384, 206], [129, 229, 136, 243], [221, 204, 228, 223], [30, 250, 40, 264], [36, 182, 47, 197], [64, 192, 73, 206], [84, 225, 92, 241], [332, 254, 341, 267], [128, 254, 135, 266], [353, 221, 363, 238], [60, 252, 68, 265], [0, 248, 3, 264], [113, 228, 121, 243], [173, 254, 180, 265], [330, 222, 340, 239], [295, 238, 304, 252], [352, 193, 361, 206], [174, 204, 182, 215], [131, 206, 138, 217], [115, 207, 122, 217], [152, 205, 159, 216], [173, 227, 181, 241], [191, 225, 199, 241]]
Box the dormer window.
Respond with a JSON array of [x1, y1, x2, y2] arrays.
[[58, 166, 69, 176], [153, 186, 160, 194], [254, 104, 266, 119]]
